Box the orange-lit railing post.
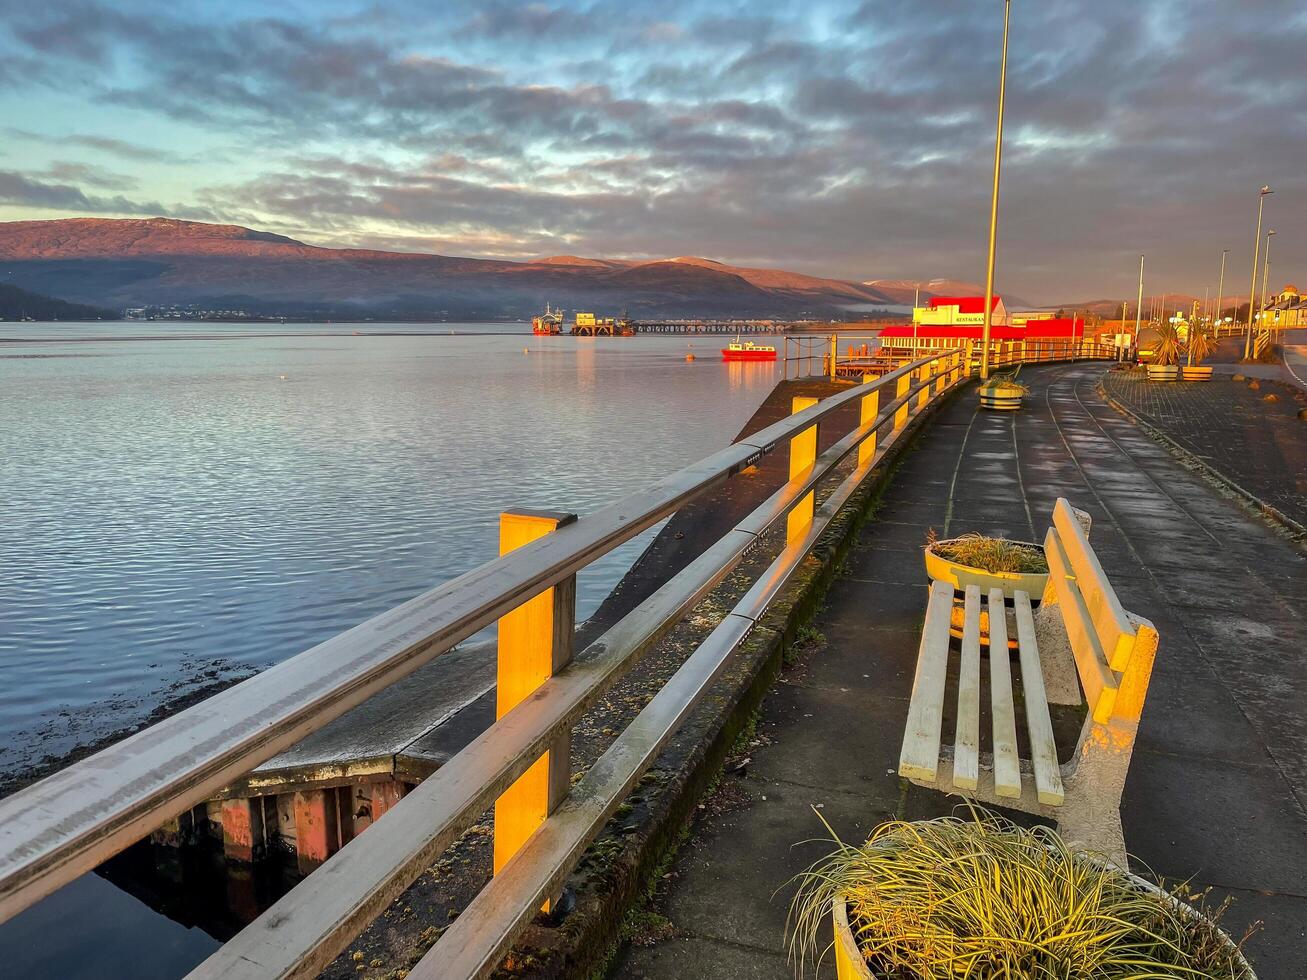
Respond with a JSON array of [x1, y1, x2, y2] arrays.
[[788, 396, 819, 542], [494, 509, 577, 908], [916, 361, 931, 411], [858, 375, 879, 469], [893, 372, 912, 431]]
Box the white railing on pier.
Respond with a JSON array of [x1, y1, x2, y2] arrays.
[[786, 333, 1122, 381], [0, 340, 1115, 979]]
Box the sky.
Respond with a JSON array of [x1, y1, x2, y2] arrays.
[[0, 0, 1305, 304]]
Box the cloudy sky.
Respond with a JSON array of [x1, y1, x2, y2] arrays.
[[0, 0, 1304, 303]]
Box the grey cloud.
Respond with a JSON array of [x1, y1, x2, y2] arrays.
[[0, 168, 216, 220], [2, 1, 1307, 301]]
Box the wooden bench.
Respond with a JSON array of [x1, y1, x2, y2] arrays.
[[898, 497, 1159, 864]]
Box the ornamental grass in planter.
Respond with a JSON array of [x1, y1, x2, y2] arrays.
[[978, 373, 1029, 411], [788, 809, 1258, 980], [923, 529, 1048, 602]]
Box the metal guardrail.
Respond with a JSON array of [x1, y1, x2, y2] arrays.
[[785, 334, 1119, 381], [0, 341, 1116, 979]]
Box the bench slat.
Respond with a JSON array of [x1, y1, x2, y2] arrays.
[[953, 585, 982, 791], [1013, 590, 1064, 805], [899, 580, 955, 783], [1052, 499, 1136, 671], [986, 588, 1021, 799], [1044, 527, 1118, 723]]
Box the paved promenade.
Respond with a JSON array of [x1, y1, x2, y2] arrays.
[[1102, 369, 1307, 531], [612, 363, 1307, 979]]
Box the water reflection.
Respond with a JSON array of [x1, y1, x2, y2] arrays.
[[0, 323, 779, 977]]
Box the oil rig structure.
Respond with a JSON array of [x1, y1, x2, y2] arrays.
[[531, 304, 634, 336]]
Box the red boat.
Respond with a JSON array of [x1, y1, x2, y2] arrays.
[[721, 340, 777, 361]]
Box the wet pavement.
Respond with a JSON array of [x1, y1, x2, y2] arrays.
[[1102, 366, 1307, 532], [610, 362, 1307, 980]]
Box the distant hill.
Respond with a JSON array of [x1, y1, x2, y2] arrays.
[[1052, 295, 1253, 318], [0, 283, 120, 321], [864, 277, 1031, 309], [0, 217, 902, 321]]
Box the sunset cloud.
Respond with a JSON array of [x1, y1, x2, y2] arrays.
[[0, 0, 1304, 302]]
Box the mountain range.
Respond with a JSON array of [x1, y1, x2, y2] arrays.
[[0, 283, 120, 321], [0, 218, 941, 321]]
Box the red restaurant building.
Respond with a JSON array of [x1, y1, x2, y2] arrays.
[[879, 295, 1087, 354]]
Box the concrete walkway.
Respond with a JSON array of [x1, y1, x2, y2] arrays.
[[611, 363, 1307, 980]]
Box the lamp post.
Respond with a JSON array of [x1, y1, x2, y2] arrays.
[[1134, 254, 1144, 357], [979, 0, 1012, 380], [1257, 229, 1276, 334], [913, 281, 920, 352], [1215, 248, 1228, 336], [1244, 185, 1272, 358]]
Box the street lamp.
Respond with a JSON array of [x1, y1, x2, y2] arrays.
[[1214, 248, 1228, 336], [979, 0, 1012, 380], [1244, 185, 1272, 358], [1134, 254, 1144, 355], [1257, 229, 1276, 332]]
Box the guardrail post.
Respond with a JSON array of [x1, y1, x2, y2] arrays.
[[829, 334, 838, 381], [916, 361, 931, 410], [788, 396, 819, 541], [893, 372, 911, 431], [494, 509, 577, 908], [934, 356, 948, 394], [858, 376, 879, 468]]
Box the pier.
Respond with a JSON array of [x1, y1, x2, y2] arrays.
[[2, 335, 1303, 979], [633, 319, 789, 335]]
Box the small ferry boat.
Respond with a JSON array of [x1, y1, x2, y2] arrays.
[[720, 339, 777, 361]]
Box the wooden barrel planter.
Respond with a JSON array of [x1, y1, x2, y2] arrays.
[[1146, 363, 1180, 381], [978, 381, 1026, 410], [1182, 365, 1213, 381]]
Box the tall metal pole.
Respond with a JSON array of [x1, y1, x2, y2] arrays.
[[1134, 253, 1144, 356], [913, 282, 920, 353], [1258, 230, 1275, 333], [979, 0, 1011, 380], [1215, 248, 1228, 336], [1244, 186, 1272, 358]]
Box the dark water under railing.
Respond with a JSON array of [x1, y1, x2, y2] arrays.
[[0, 322, 781, 978]]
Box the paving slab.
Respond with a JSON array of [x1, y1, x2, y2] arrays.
[[608, 363, 1307, 980]]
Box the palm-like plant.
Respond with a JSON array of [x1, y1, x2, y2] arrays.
[[1186, 320, 1219, 366], [1151, 320, 1183, 366]]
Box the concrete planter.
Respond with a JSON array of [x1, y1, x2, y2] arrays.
[[923, 539, 1048, 600], [832, 882, 1255, 980], [1182, 365, 1214, 381], [1147, 364, 1180, 382], [978, 382, 1026, 411]]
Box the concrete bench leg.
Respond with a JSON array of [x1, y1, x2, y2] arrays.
[[1055, 719, 1137, 867], [905, 717, 1136, 868]]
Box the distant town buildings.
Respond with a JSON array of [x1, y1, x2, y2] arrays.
[[1263, 284, 1305, 328]]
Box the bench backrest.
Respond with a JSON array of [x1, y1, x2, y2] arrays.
[[1042, 498, 1158, 725]]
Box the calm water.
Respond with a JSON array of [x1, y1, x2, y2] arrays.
[[0, 321, 777, 978]]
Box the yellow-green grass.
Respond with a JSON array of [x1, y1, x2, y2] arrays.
[[788, 809, 1255, 979], [927, 531, 1049, 575]]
